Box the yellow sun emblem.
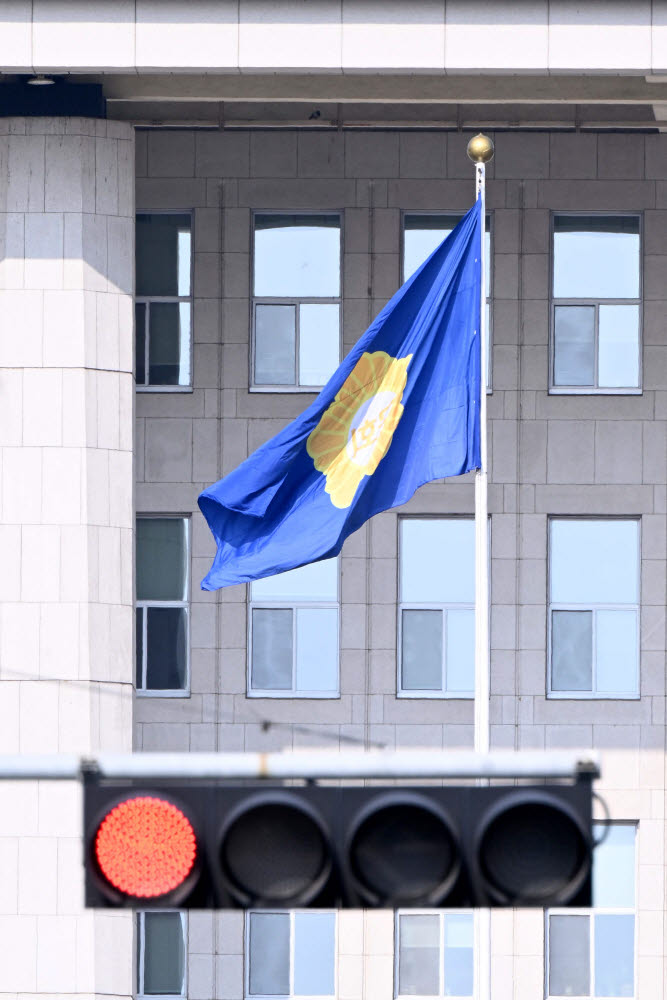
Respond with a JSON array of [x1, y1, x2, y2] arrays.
[[307, 350, 413, 509]]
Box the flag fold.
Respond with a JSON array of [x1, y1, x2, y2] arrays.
[[199, 198, 482, 589]]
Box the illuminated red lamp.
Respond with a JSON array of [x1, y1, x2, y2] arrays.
[[94, 795, 197, 899]]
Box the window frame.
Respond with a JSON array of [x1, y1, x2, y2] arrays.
[[549, 211, 643, 396], [547, 517, 640, 700], [247, 560, 341, 699], [250, 210, 343, 393], [545, 823, 637, 1000], [394, 910, 475, 1000], [136, 909, 188, 999], [244, 910, 337, 1000], [135, 209, 194, 393], [400, 209, 493, 393], [135, 514, 191, 698], [397, 516, 478, 700]]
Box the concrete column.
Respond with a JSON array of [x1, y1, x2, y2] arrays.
[[0, 117, 135, 999]]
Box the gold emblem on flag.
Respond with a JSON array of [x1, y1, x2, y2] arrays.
[[307, 350, 412, 509]]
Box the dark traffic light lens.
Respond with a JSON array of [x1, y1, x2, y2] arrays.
[[349, 796, 460, 906], [94, 795, 197, 899], [220, 798, 332, 906], [478, 798, 591, 905]]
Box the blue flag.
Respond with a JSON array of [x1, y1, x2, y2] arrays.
[[199, 198, 482, 589]]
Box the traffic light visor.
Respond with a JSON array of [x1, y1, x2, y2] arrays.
[[219, 794, 332, 906], [477, 793, 591, 905], [348, 793, 461, 906]]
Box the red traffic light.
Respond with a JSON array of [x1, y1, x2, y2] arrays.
[[85, 781, 594, 909], [94, 795, 197, 899]]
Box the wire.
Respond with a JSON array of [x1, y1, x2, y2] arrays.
[[592, 792, 611, 846], [260, 719, 387, 749]]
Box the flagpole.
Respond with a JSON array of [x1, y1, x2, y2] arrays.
[[467, 131, 495, 1000]]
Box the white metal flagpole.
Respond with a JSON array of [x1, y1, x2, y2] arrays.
[[467, 132, 494, 755], [467, 131, 495, 1000]]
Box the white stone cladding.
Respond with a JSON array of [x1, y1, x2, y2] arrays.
[[133, 126, 667, 999], [1, 1, 667, 75], [0, 118, 135, 999]]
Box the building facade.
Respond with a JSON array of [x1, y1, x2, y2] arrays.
[[1, 3, 667, 1000]]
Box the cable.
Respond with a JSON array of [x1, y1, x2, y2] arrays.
[[592, 792, 611, 846]]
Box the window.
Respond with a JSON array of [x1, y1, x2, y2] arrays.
[[252, 214, 341, 389], [395, 912, 473, 998], [246, 911, 336, 999], [403, 213, 492, 387], [137, 911, 187, 997], [399, 519, 475, 698], [136, 517, 190, 695], [548, 519, 639, 698], [136, 213, 192, 389], [551, 215, 641, 392], [249, 559, 339, 697], [547, 824, 636, 999]]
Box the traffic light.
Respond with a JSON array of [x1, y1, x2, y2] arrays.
[[84, 778, 593, 909]]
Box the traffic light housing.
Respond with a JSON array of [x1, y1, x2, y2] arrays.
[[84, 779, 593, 909]]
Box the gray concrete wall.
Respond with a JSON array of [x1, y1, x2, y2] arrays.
[[134, 127, 667, 998]]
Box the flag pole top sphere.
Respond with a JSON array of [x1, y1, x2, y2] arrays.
[[466, 133, 495, 163]]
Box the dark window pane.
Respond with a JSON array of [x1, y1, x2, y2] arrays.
[[137, 916, 142, 992], [254, 304, 296, 385], [255, 214, 339, 231], [135, 302, 146, 385], [554, 215, 640, 236], [248, 912, 290, 996], [137, 518, 188, 602], [549, 915, 590, 996], [551, 610, 593, 691], [405, 214, 464, 232], [401, 609, 443, 691], [136, 607, 144, 688], [554, 305, 595, 386], [398, 914, 440, 995], [149, 303, 190, 386], [143, 912, 185, 995], [595, 915, 634, 998], [136, 214, 191, 297], [146, 607, 187, 690], [251, 609, 293, 690]]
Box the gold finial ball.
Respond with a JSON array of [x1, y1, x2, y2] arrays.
[[466, 133, 495, 164]]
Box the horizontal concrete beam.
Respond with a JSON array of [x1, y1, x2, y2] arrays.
[[1, 1, 666, 76], [93, 72, 667, 106]]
